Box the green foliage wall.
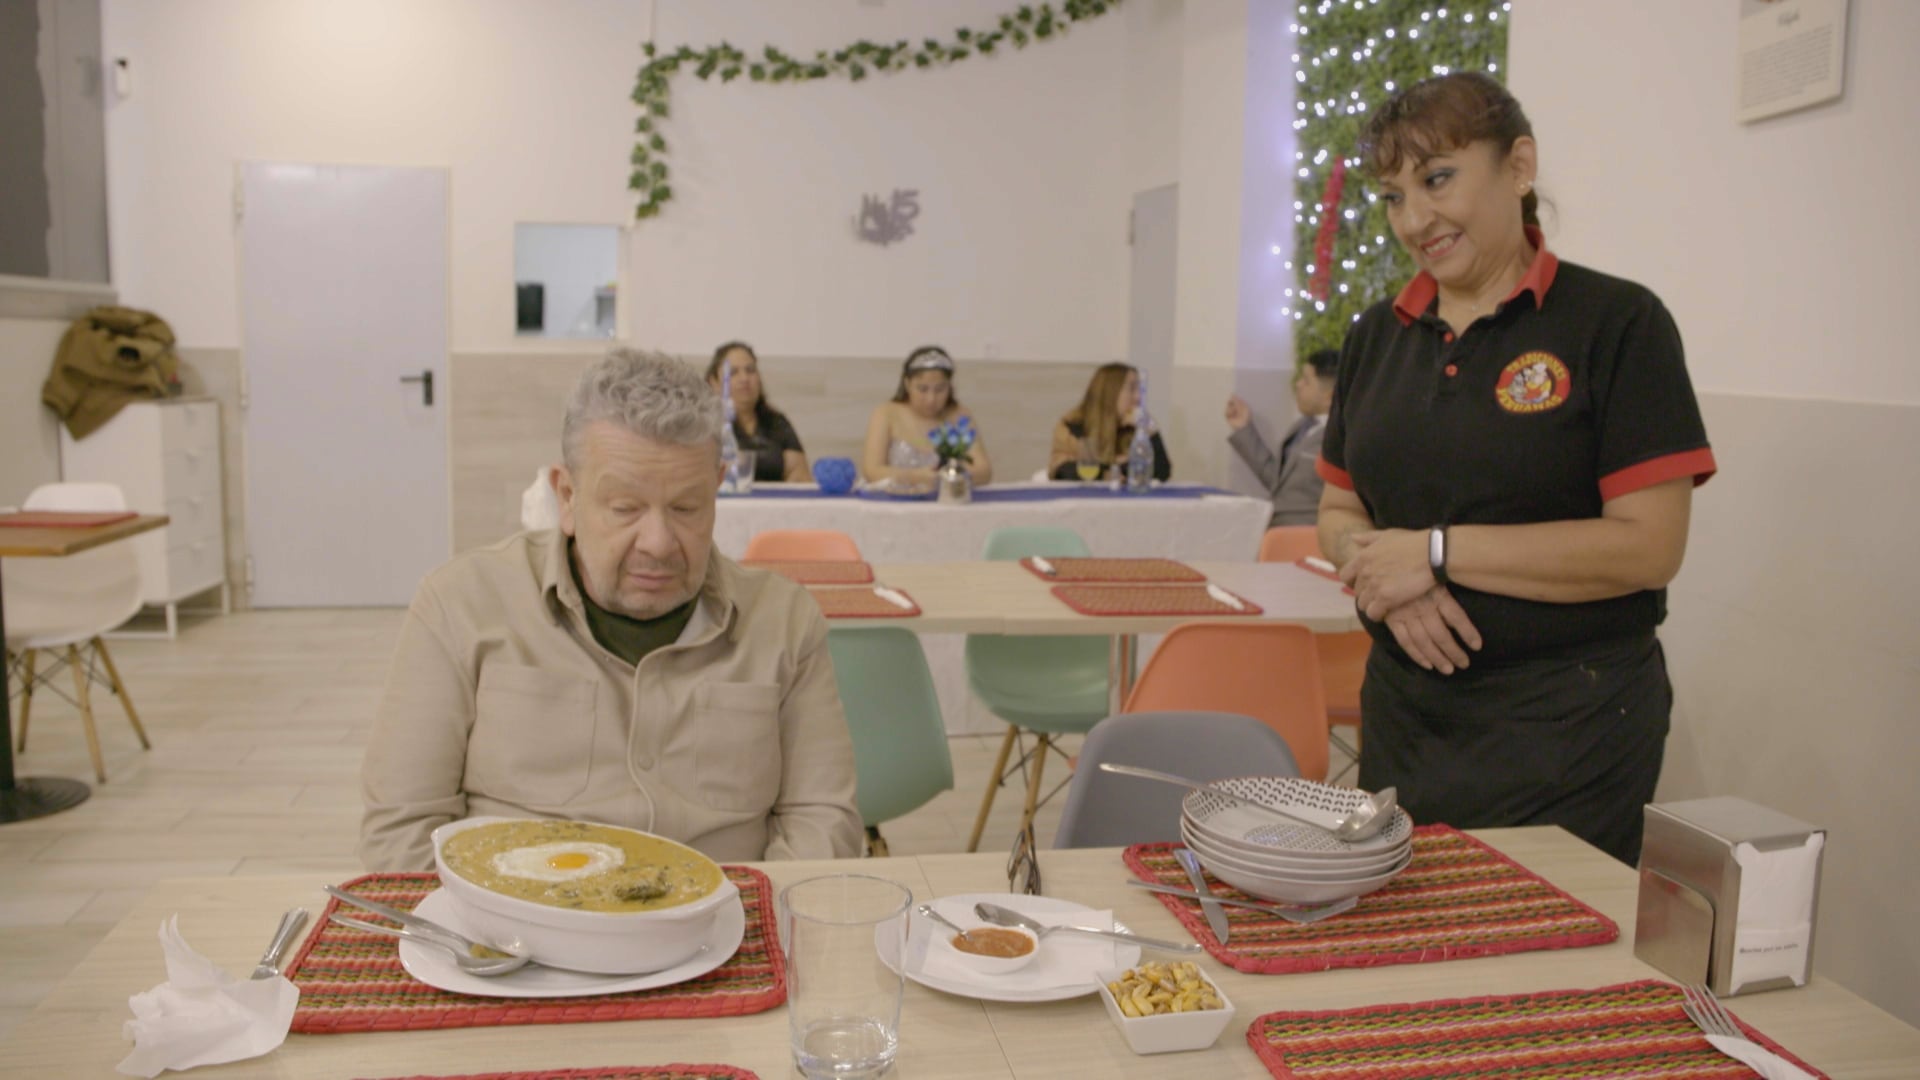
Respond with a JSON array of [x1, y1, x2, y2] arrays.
[[1286, 1, 1509, 357]]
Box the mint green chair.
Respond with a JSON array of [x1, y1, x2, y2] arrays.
[[963, 526, 1112, 852], [827, 627, 954, 857]]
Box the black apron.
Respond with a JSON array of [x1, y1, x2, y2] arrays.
[[1357, 632, 1671, 864]]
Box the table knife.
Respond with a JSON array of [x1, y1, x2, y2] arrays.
[[250, 907, 309, 980], [1173, 848, 1231, 945]]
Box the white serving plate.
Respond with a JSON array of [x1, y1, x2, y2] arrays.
[[1195, 844, 1413, 905], [397, 889, 745, 998], [878, 892, 1142, 1004], [1180, 822, 1410, 881]]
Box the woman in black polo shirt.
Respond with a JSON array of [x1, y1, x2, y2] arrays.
[[706, 342, 809, 483], [1318, 74, 1716, 864]]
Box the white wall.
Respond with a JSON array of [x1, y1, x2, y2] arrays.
[[1512, 0, 1920, 404], [1513, 0, 1920, 1025], [630, 0, 1130, 362], [104, 0, 648, 352]]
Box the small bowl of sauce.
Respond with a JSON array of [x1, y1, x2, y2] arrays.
[[941, 924, 1041, 976]]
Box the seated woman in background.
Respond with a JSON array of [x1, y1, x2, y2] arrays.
[[1048, 362, 1171, 482], [706, 341, 810, 482], [860, 345, 995, 487]]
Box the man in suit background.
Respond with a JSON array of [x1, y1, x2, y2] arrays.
[[1224, 349, 1338, 526]]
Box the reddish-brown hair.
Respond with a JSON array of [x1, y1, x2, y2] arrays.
[[1358, 72, 1539, 227]]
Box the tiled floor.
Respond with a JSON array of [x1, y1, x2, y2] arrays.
[[0, 608, 1352, 1041]]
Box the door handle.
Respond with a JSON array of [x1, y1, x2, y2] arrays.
[[400, 369, 434, 406]]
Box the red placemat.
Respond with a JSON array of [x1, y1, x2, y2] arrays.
[[1124, 827, 1618, 974], [0, 510, 138, 528], [1051, 583, 1261, 616], [360, 1060, 756, 1068], [808, 586, 921, 618], [361, 1069, 759, 1080], [1019, 556, 1206, 583], [741, 560, 874, 585], [1293, 557, 1356, 596], [284, 869, 785, 1033], [1246, 980, 1830, 1079]]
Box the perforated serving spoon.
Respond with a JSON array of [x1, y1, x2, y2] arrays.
[[1097, 763, 1397, 843]]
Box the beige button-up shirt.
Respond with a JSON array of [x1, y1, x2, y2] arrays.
[[358, 529, 862, 871]]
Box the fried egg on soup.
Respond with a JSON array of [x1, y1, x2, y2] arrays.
[[490, 840, 624, 883]]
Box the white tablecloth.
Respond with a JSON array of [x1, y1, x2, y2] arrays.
[[714, 483, 1274, 734]]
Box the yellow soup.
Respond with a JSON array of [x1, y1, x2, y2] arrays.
[[440, 820, 724, 913]]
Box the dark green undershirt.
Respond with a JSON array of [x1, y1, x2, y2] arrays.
[[570, 546, 697, 666]]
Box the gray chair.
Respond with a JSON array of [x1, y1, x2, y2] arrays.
[[1052, 711, 1301, 849]]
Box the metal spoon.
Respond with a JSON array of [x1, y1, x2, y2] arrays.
[[915, 903, 976, 945], [1097, 763, 1397, 842], [326, 912, 533, 976], [322, 885, 532, 977], [972, 902, 1200, 954]]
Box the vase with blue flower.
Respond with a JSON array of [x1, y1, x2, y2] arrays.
[[929, 416, 977, 504]]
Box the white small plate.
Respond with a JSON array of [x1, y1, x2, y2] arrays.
[[396, 890, 745, 998], [878, 892, 1143, 1003]]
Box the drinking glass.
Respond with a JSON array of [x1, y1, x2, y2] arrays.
[[1075, 438, 1103, 483], [782, 874, 913, 1079], [732, 449, 757, 494]]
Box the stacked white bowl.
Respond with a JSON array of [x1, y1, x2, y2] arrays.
[[1179, 777, 1414, 905]]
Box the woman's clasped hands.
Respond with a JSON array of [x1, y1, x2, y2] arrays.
[[1340, 529, 1483, 675]]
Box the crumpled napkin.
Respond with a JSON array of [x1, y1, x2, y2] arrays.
[[918, 900, 1117, 991], [116, 916, 298, 1077]]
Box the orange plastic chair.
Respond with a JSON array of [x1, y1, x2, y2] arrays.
[[1122, 623, 1330, 782], [1257, 525, 1322, 563], [1255, 525, 1368, 782], [743, 529, 863, 562]]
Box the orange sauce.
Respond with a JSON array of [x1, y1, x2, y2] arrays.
[[951, 928, 1034, 958]]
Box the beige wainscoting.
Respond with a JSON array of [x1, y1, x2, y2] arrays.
[[1658, 390, 1920, 1025], [450, 351, 1115, 552]]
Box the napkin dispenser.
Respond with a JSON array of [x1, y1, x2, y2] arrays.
[[1635, 796, 1824, 997]]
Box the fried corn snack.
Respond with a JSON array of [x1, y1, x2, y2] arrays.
[[1105, 961, 1224, 1018]]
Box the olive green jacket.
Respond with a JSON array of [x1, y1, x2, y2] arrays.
[[42, 306, 181, 439]]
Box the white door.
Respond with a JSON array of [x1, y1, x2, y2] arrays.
[[1127, 184, 1179, 403], [237, 162, 450, 607]]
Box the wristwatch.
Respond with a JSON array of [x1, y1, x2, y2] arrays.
[[1428, 525, 1450, 588]]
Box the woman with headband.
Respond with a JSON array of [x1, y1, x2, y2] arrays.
[[859, 345, 995, 489]]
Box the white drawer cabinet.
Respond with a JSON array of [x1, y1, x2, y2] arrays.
[[60, 399, 230, 636]]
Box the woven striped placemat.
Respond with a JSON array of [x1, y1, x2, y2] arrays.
[[809, 586, 921, 618], [359, 1060, 756, 1068], [741, 560, 874, 585], [1020, 557, 1206, 583], [1051, 583, 1262, 616], [1123, 827, 1618, 974], [285, 869, 784, 1033], [1246, 980, 1829, 1079]]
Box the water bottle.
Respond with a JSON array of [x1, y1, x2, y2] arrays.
[[719, 363, 740, 493], [1125, 373, 1154, 493]]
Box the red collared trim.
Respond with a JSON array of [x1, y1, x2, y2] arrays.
[[1391, 225, 1559, 325], [1598, 448, 1718, 502], [1316, 457, 1355, 491]]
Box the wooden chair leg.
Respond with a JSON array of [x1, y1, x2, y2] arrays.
[[1017, 733, 1052, 843], [966, 726, 1022, 853], [67, 644, 106, 784], [865, 825, 890, 859], [14, 649, 36, 753], [91, 637, 150, 750]]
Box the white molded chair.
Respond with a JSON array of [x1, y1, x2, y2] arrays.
[[520, 466, 562, 531], [3, 482, 151, 782]]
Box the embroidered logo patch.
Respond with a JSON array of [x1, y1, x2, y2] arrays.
[[1496, 352, 1571, 414]]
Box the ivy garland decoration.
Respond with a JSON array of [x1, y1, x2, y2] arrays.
[[629, 0, 1119, 220], [1286, 0, 1509, 356]]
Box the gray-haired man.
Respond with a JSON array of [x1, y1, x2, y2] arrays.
[[359, 349, 862, 870]]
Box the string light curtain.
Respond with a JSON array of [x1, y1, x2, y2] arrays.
[[1282, 1, 1510, 356]]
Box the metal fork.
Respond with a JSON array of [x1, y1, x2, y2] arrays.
[[1679, 984, 1817, 1080]]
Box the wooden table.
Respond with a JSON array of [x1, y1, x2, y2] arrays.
[[0, 513, 168, 824], [4, 828, 1915, 1078]]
